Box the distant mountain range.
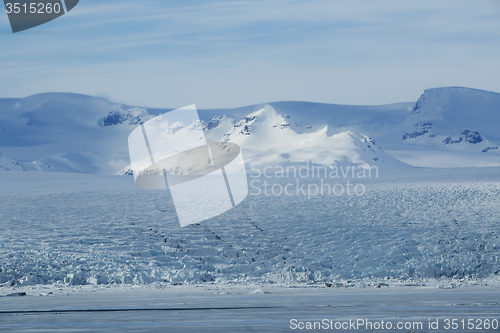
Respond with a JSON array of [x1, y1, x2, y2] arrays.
[[0, 87, 498, 174]]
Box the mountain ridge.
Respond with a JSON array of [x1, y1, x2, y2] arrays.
[[0, 87, 498, 174]]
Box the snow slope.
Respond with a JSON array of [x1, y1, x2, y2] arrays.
[[0, 93, 143, 174], [0, 154, 24, 171], [0, 87, 499, 174], [204, 105, 408, 169], [202, 87, 500, 169], [379, 87, 500, 167]]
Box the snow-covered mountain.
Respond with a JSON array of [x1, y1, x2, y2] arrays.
[[203, 105, 408, 169], [0, 87, 498, 174], [0, 93, 152, 174], [0, 153, 24, 171], [379, 87, 500, 167]]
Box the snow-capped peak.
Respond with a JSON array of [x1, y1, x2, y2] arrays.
[[400, 87, 500, 153], [204, 105, 409, 169], [0, 153, 24, 171]]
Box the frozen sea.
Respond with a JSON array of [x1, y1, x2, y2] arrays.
[[0, 167, 499, 332], [1, 284, 500, 332]]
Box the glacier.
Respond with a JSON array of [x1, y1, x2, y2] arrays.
[[1, 167, 499, 287]]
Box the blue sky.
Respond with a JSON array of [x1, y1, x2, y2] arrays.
[[1, 0, 499, 108]]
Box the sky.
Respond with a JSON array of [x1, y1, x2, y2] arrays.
[[0, 0, 499, 109]]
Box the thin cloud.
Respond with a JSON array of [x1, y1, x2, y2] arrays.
[[0, 0, 499, 107]]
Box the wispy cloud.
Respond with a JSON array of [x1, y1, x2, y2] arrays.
[[0, 0, 499, 108]]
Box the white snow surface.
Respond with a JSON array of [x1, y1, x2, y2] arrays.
[[1, 283, 500, 332], [384, 87, 500, 167], [1, 168, 499, 288], [0, 153, 24, 171], [0, 281, 500, 333], [1, 87, 499, 175], [205, 105, 408, 169]]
